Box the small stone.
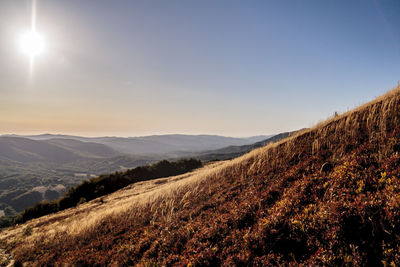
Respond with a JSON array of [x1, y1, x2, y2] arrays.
[[320, 162, 333, 173], [393, 143, 400, 153]]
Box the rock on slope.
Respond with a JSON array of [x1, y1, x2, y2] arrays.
[[2, 86, 400, 265]]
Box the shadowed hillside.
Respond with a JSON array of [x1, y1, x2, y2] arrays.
[[2, 86, 400, 265]]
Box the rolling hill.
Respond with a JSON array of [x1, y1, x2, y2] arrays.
[[44, 138, 120, 159], [2, 86, 400, 265], [0, 136, 119, 163]]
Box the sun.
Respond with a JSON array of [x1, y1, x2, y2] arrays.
[[19, 30, 45, 59]]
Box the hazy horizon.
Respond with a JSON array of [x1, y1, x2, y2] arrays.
[[0, 131, 273, 139], [1, 1, 400, 137]]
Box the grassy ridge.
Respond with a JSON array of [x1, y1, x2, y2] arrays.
[[15, 158, 202, 224]]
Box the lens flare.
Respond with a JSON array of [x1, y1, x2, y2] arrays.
[[19, 0, 45, 77], [19, 31, 45, 58]]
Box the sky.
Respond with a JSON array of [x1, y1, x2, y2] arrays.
[[0, 0, 400, 137]]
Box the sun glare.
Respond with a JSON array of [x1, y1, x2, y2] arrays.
[[19, 31, 45, 58]]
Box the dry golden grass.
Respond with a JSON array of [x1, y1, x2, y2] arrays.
[[0, 148, 259, 264], [1, 85, 400, 265], [0, 161, 225, 245]]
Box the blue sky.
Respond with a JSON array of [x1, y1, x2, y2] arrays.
[[1, 0, 400, 136]]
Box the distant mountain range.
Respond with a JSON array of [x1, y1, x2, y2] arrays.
[[3, 134, 272, 157]]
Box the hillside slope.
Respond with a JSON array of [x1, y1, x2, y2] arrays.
[[190, 131, 297, 161], [2, 87, 400, 265], [44, 138, 120, 158]]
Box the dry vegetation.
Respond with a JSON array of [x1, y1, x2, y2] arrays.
[[2, 86, 400, 265]]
